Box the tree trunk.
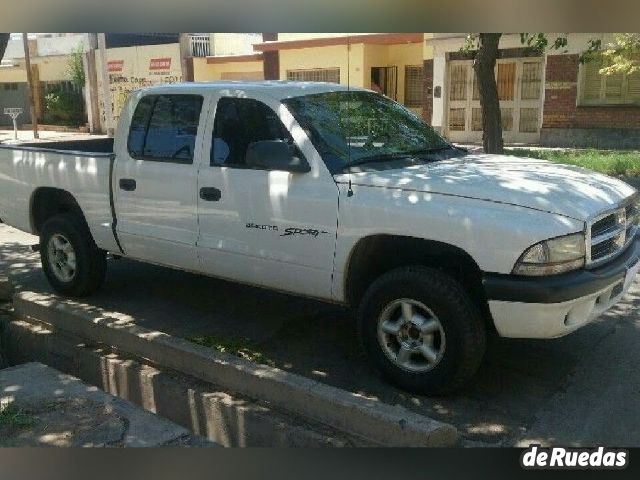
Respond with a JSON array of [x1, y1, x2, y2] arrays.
[[473, 33, 503, 154]]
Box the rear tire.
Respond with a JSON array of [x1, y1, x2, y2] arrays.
[[357, 266, 485, 395], [40, 213, 106, 297]]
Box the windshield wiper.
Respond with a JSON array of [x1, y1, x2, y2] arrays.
[[344, 152, 414, 170], [343, 145, 458, 171], [408, 145, 455, 156]]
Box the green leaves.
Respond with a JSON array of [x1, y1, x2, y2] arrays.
[[520, 33, 568, 56], [67, 42, 85, 89]]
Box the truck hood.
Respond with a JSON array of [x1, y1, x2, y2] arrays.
[[335, 154, 637, 221]]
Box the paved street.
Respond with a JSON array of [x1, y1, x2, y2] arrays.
[[1, 223, 639, 446]]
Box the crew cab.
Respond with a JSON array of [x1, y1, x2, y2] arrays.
[[0, 82, 638, 394]]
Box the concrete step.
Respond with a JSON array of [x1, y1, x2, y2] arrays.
[[0, 362, 216, 447]]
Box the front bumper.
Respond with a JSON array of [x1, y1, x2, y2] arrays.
[[483, 236, 640, 339]]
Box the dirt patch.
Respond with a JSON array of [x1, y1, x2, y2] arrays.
[[188, 334, 276, 367], [0, 397, 127, 447]]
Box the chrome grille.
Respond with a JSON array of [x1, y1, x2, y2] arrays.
[[591, 214, 617, 238], [627, 201, 639, 225], [588, 194, 638, 266]]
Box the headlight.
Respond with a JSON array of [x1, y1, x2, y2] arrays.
[[513, 232, 586, 276], [631, 197, 640, 227]]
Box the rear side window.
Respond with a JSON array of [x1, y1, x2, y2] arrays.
[[127, 94, 203, 164], [211, 97, 295, 167]]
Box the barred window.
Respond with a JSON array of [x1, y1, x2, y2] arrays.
[[448, 108, 466, 131], [580, 54, 640, 105], [404, 65, 424, 108], [287, 68, 340, 83], [521, 62, 542, 100], [449, 64, 467, 101], [496, 62, 516, 101]]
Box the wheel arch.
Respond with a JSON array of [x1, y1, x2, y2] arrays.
[[30, 187, 88, 236], [344, 234, 491, 324]]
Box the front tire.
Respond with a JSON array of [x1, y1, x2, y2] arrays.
[[357, 266, 485, 395], [40, 213, 106, 296]]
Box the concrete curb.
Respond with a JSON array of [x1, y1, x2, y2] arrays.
[[0, 275, 13, 302], [13, 291, 459, 447], [3, 319, 356, 447]]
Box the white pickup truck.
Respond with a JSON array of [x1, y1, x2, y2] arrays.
[[1, 82, 638, 394]]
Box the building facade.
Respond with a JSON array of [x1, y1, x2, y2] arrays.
[[2, 32, 637, 148], [0, 33, 88, 127], [427, 33, 640, 149], [94, 41, 183, 125], [192, 33, 431, 116]]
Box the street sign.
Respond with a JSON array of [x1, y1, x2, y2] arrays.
[[3, 107, 23, 140]]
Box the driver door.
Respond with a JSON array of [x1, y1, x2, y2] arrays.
[[113, 92, 207, 270]]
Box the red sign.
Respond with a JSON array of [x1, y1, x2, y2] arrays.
[[149, 57, 172, 71], [107, 60, 124, 73]]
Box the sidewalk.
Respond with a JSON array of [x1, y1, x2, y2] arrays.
[[0, 363, 216, 447], [0, 129, 101, 145]]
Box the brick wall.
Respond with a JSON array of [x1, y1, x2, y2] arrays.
[[543, 54, 640, 129], [422, 59, 434, 124]]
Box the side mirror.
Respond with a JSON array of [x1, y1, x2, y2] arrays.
[[245, 140, 311, 173]]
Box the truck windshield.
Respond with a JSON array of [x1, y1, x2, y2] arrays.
[[283, 91, 458, 174]]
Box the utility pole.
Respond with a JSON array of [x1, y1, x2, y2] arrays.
[[22, 33, 38, 139], [83, 33, 101, 134], [178, 33, 192, 82], [97, 33, 114, 137], [261, 33, 279, 80]]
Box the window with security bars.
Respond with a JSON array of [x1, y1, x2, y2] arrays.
[[472, 108, 514, 132], [287, 68, 340, 83], [521, 62, 542, 100], [472, 108, 482, 131], [519, 108, 539, 133], [404, 65, 424, 108], [497, 63, 515, 101], [580, 54, 640, 105], [449, 108, 466, 131], [501, 108, 513, 131], [450, 65, 467, 101]]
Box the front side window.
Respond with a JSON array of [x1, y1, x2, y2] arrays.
[[211, 97, 296, 167], [284, 91, 456, 174], [127, 94, 203, 163]]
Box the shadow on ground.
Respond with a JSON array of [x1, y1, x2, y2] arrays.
[[1, 225, 638, 446]]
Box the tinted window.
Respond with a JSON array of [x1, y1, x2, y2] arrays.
[[211, 97, 295, 167], [127, 96, 154, 157], [127, 94, 203, 163], [283, 91, 454, 174]]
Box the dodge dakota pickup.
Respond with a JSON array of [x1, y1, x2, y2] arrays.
[[0, 82, 638, 394]]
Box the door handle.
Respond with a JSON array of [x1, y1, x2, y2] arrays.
[[200, 187, 222, 202], [119, 178, 137, 191]]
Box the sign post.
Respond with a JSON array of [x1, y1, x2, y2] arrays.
[[3, 108, 23, 140]]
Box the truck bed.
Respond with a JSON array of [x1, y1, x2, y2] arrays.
[[0, 139, 120, 253], [17, 137, 114, 154]]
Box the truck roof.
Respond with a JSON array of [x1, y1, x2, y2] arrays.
[[136, 81, 369, 100]]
